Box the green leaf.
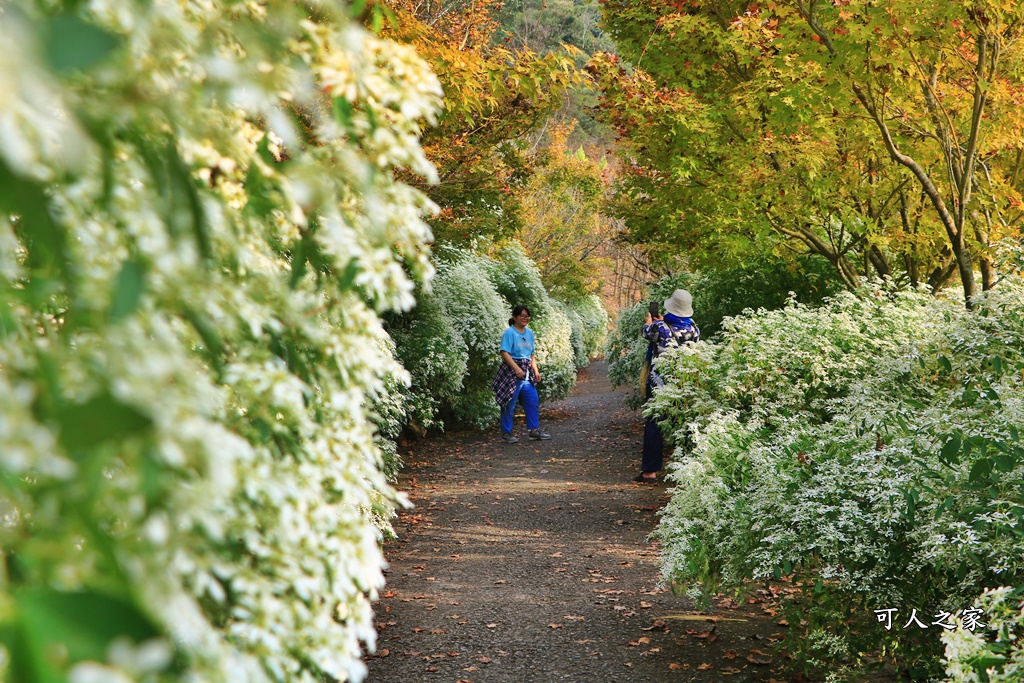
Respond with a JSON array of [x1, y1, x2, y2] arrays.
[[993, 454, 1015, 473], [333, 96, 353, 130], [44, 14, 121, 75], [109, 260, 144, 323], [12, 588, 160, 679], [938, 355, 952, 373], [939, 436, 961, 465], [969, 458, 992, 483], [56, 393, 152, 452]]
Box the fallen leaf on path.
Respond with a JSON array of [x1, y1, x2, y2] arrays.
[[641, 619, 668, 631], [639, 601, 653, 608], [377, 649, 390, 657], [403, 651, 420, 656], [463, 666, 479, 672], [425, 667, 438, 672], [412, 627, 423, 633], [486, 623, 497, 628], [429, 628, 445, 634], [493, 579, 506, 585], [698, 663, 713, 670], [476, 656, 492, 663], [722, 667, 742, 674], [564, 615, 584, 621], [548, 623, 563, 628], [668, 663, 687, 670], [747, 649, 772, 665]]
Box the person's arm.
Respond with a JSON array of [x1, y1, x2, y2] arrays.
[[642, 313, 660, 341], [530, 353, 541, 383], [500, 350, 526, 378]]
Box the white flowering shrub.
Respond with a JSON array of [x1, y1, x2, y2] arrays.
[[650, 285, 1024, 679], [433, 255, 508, 428], [0, 1, 442, 681], [385, 289, 468, 433], [553, 299, 588, 370], [566, 293, 610, 361], [532, 302, 577, 401], [605, 302, 649, 408], [484, 244, 577, 401], [483, 243, 552, 319]]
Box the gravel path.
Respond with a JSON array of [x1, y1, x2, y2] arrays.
[[366, 361, 793, 682]]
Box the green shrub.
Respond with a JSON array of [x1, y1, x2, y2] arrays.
[[604, 302, 650, 408], [568, 293, 611, 360], [0, 1, 444, 680], [607, 257, 844, 407], [532, 302, 577, 401], [650, 285, 1024, 680], [433, 255, 509, 429], [386, 290, 469, 432]]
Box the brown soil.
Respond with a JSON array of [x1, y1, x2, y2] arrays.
[[365, 361, 799, 682]]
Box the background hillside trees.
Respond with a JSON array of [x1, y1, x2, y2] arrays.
[[593, 0, 1024, 304], [387, 0, 583, 246]]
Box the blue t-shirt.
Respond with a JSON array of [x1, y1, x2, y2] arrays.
[[500, 326, 535, 359]]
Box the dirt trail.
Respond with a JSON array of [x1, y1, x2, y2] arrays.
[[366, 361, 792, 682]]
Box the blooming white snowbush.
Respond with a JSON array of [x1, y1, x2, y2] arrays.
[[389, 244, 604, 432], [0, 0, 442, 681], [605, 301, 649, 407], [649, 285, 1024, 678], [431, 254, 508, 428], [565, 293, 610, 361]]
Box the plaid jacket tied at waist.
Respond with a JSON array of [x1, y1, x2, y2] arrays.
[[491, 357, 536, 407]]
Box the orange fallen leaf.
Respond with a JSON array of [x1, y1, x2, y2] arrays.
[[698, 663, 713, 670], [548, 623, 564, 629]]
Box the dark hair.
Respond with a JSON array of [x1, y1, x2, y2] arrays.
[[509, 305, 531, 327]]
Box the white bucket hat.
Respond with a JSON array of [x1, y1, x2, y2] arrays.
[[663, 289, 694, 318]]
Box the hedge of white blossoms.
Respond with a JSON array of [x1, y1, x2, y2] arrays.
[[0, 0, 442, 681], [644, 286, 1024, 679]]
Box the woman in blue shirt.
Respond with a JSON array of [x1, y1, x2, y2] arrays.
[[491, 305, 551, 443]]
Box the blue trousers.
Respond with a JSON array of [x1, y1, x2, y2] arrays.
[[500, 380, 540, 434]]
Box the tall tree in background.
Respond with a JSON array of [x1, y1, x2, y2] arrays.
[[387, 0, 583, 246], [517, 124, 615, 298], [595, 0, 1024, 304]]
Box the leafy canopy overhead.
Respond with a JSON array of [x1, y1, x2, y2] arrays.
[[594, 0, 1024, 301]]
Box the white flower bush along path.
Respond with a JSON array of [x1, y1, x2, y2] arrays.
[[0, 1, 441, 682], [647, 287, 1024, 680]]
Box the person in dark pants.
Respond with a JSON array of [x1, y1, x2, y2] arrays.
[[636, 289, 699, 482]]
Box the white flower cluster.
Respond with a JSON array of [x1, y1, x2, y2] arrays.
[[647, 284, 1024, 677], [0, 1, 441, 681]]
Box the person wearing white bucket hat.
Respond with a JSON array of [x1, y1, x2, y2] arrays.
[[636, 289, 699, 482]]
